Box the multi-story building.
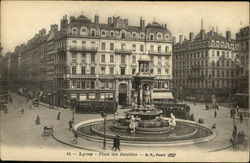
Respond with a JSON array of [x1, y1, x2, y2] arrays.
[[232, 26, 249, 107], [173, 23, 239, 102], [54, 14, 173, 107], [0, 51, 10, 102]]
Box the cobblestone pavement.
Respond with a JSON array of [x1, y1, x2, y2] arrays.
[[1, 94, 249, 161]]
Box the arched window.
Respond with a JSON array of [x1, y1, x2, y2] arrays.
[[72, 28, 77, 35], [157, 33, 162, 40], [110, 31, 114, 37], [132, 33, 136, 38], [165, 46, 169, 53], [150, 34, 154, 40], [158, 68, 161, 74], [121, 32, 126, 38], [140, 33, 144, 39]]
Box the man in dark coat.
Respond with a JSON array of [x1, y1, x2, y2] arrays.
[[214, 110, 217, 118], [57, 112, 61, 120]]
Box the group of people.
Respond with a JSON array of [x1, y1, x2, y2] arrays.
[[231, 126, 247, 151], [205, 103, 219, 110]]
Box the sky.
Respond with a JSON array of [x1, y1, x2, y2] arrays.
[[1, 1, 249, 55]]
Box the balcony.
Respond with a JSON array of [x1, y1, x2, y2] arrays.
[[148, 50, 171, 56], [115, 49, 132, 54], [70, 46, 98, 53], [64, 74, 97, 79], [191, 64, 201, 69], [188, 75, 205, 79]]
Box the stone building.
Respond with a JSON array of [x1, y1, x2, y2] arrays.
[[54, 14, 173, 107], [173, 22, 239, 102], [232, 26, 249, 107]]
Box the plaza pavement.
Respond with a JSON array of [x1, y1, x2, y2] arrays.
[[1, 93, 249, 161]]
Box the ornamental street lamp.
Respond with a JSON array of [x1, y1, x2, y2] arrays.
[[101, 111, 107, 150]]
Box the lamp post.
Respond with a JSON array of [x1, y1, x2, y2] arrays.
[[71, 99, 76, 123], [101, 111, 107, 150]]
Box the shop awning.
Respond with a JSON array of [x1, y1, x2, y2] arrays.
[[152, 92, 174, 99]]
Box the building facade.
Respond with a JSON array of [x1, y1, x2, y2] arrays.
[[54, 15, 173, 107], [7, 14, 173, 108], [232, 26, 249, 107], [173, 25, 239, 102]]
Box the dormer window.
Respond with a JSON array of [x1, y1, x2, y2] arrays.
[[101, 31, 106, 36], [110, 31, 114, 37], [121, 32, 126, 39], [132, 33, 136, 38], [150, 34, 154, 40], [72, 28, 77, 35], [165, 34, 169, 39], [140, 33, 144, 39], [157, 33, 162, 40]]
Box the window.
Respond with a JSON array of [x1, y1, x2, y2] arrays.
[[140, 34, 144, 39], [212, 60, 215, 67], [121, 32, 125, 38], [72, 41, 77, 48], [72, 53, 77, 59], [212, 50, 215, 57], [222, 60, 224, 67], [91, 53, 95, 62], [91, 81, 95, 89], [132, 68, 136, 75], [101, 42, 106, 50], [72, 29, 77, 35], [110, 43, 114, 51], [158, 68, 161, 74], [121, 55, 125, 63], [121, 44, 126, 50], [110, 32, 114, 37], [217, 51, 220, 57], [81, 66, 85, 75], [81, 53, 86, 62], [132, 55, 136, 63], [110, 55, 114, 63], [132, 33, 136, 38], [91, 42, 95, 48], [157, 33, 162, 39], [150, 34, 154, 40], [217, 61, 219, 67], [91, 30, 95, 36], [217, 70, 220, 77], [110, 67, 114, 75], [222, 70, 224, 77], [158, 46, 161, 52], [82, 41, 86, 48], [81, 80, 85, 89], [77, 80, 81, 88], [100, 54, 105, 63], [226, 60, 229, 67], [90, 67, 95, 75], [140, 45, 144, 52], [72, 66, 76, 75], [165, 68, 169, 74], [212, 70, 215, 77], [132, 44, 136, 52], [121, 68, 125, 75], [101, 67, 105, 74], [150, 45, 154, 51], [101, 31, 106, 36], [158, 56, 161, 65], [165, 46, 169, 53]]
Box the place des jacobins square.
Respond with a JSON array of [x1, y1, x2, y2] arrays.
[[0, 1, 249, 162]]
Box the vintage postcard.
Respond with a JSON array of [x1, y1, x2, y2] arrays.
[[0, 1, 249, 162]]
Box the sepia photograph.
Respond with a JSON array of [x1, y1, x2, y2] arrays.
[[0, 1, 249, 162]]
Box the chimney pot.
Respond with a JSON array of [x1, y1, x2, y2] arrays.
[[179, 35, 184, 44], [189, 32, 194, 42]]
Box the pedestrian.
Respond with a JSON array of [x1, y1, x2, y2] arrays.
[[26, 98, 29, 104], [72, 133, 78, 144], [211, 124, 216, 130], [20, 107, 24, 114], [230, 109, 233, 118], [36, 115, 40, 125], [240, 113, 243, 123], [236, 105, 239, 113], [57, 112, 61, 120], [214, 110, 217, 118], [68, 120, 73, 130], [116, 135, 121, 151], [111, 136, 118, 151]]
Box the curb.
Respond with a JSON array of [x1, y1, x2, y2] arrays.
[[208, 145, 232, 152], [51, 133, 101, 152]]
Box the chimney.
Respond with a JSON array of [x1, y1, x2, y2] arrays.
[[164, 24, 167, 29], [179, 35, 183, 44], [173, 36, 176, 45], [140, 17, 145, 31], [226, 31, 231, 42], [108, 17, 112, 25], [124, 19, 128, 28], [200, 19, 205, 39], [189, 32, 194, 42], [94, 15, 99, 24], [211, 27, 215, 36]]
